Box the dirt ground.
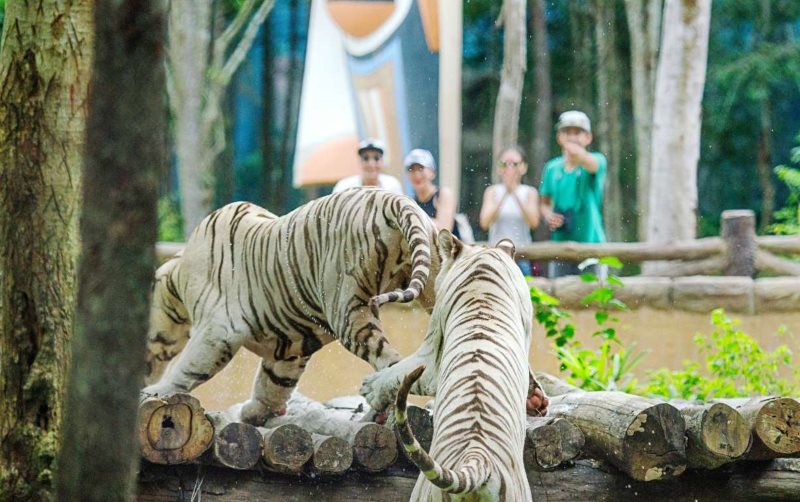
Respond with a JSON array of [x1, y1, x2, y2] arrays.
[[192, 304, 800, 411]]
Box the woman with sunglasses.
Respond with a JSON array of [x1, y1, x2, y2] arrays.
[[479, 145, 540, 276], [404, 148, 461, 239]]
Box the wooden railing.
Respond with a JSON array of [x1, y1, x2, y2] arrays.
[[516, 210, 800, 277]]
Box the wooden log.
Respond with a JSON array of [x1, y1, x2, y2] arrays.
[[756, 235, 800, 255], [524, 416, 585, 471], [534, 371, 582, 397], [755, 249, 800, 276], [715, 397, 800, 460], [548, 391, 686, 481], [515, 237, 724, 263], [643, 255, 726, 277], [203, 411, 263, 470], [258, 424, 314, 474], [671, 402, 750, 469], [308, 434, 353, 476], [138, 457, 800, 501], [267, 409, 398, 472], [138, 393, 214, 464]]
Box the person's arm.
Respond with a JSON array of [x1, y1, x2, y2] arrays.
[[479, 186, 506, 230], [433, 187, 456, 232], [507, 187, 540, 229], [563, 143, 599, 173], [540, 195, 564, 231]]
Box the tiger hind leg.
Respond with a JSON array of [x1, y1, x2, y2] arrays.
[[142, 321, 246, 396], [229, 354, 309, 425], [145, 266, 191, 385]]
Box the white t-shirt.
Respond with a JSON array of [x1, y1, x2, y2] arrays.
[[488, 184, 534, 246], [332, 174, 404, 195]]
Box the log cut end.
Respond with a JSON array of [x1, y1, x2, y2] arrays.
[[310, 434, 353, 475], [701, 403, 751, 459], [214, 422, 263, 470], [138, 393, 214, 464], [624, 402, 687, 481], [753, 398, 800, 456], [261, 424, 314, 473], [353, 423, 398, 472]]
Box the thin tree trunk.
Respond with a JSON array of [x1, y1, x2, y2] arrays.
[[756, 0, 775, 232], [278, 0, 299, 211], [0, 2, 93, 498], [568, 2, 594, 115], [56, 0, 166, 499], [645, 0, 711, 268], [492, 0, 527, 164], [530, 0, 552, 181], [593, 0, 623, 241], [624, 0, 662, 240], [262, 20, 277, 207]]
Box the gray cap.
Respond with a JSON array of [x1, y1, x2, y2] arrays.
[[358, 138, 385, 154], [403, 149, 436, 171], [556, 110, 591, 133]]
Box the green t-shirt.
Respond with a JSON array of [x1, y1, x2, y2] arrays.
[[539, 152, 607, 243]]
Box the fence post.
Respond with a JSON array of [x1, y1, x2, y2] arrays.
[[721, 210, 756, 276]]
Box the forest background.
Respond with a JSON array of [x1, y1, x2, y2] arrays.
[[154, 0, 800, 243]]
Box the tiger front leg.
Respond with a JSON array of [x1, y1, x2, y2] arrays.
[[230, 355, 309, 426], [336, 304, 403, 371]]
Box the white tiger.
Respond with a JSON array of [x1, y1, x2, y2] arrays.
[[143, 188, 439, 424], [391, 230, 540, 501]]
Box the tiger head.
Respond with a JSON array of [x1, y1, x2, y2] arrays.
[[435, 229, 517, 289]]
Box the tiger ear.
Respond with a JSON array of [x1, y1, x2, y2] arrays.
[[437, 228, 463, 260], [496, 239, 515, 259]]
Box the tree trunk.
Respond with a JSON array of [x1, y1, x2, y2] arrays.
[[492, 0, 527, 164], [56, 2, 166, 499], [0, 1, 93, 499], [593, 0, 623, 241], [624, 0, 662, 240], [644, 0, 710, 273], [168, 0, 276, 236], [568, 2, 594, 115], [757, 97, 775, 232], [529, 0, 552, 180]]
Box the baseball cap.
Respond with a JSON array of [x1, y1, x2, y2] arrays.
[[403, 149, 436, 171], [358, 138, 385, 155], [556, 110, 591, 133]]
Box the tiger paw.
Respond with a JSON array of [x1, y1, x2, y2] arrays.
[[526, 386, 549, 417], [359, 368, 400, 413]]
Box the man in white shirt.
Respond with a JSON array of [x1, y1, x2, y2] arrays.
[[332, 139, 404, 194]]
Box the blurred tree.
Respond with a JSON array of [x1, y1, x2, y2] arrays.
[[0, 1, 93, 499], [593, 0, 624, 241], [492, 0, 527, 164], [645, 0, 711, 262], [567, 1, 595, 115], [624, 0, 661, 239], [529, 0, 553, 180], [57, 0, 166, 498], [168, 0, 274, 237]]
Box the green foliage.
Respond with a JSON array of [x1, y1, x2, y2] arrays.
[[531, 257, 645, 393], [158, 194, 184, 242], [642, 309, 800, 400], [768, 132, 800, 235]]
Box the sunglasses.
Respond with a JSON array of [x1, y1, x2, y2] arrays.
[[360, 154, 382, 162], [497, 160, 523, 168]]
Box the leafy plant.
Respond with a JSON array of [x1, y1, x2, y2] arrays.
[[531, 257, 646, 393], [642, 309, 800, 400], [158, 194, 184, 242], [768, 132, 800, 235]]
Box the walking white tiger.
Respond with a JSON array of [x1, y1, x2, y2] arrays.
[[143, 188, 439, 424], [392, 230, 538, 501]]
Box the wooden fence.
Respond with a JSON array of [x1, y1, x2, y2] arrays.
[[516, 210, 800, 277]]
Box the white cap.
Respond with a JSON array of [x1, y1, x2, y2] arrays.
[[358, 138, 385, 154], [403, 149, 436, 171], [556, 110, 591, 133]]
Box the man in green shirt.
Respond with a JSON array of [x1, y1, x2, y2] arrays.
[[540, 110, 607, 277]]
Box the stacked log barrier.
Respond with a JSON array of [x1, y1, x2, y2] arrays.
[[137, 393, 214, 464], [524, 416, 585, 471], [266, 408, 397, 472]]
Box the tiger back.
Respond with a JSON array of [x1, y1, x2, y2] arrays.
[[394, 230, 533, 502]]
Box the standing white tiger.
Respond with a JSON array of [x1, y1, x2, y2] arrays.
[[392, 230, 539, 501], [143, 188, 439, 424]]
